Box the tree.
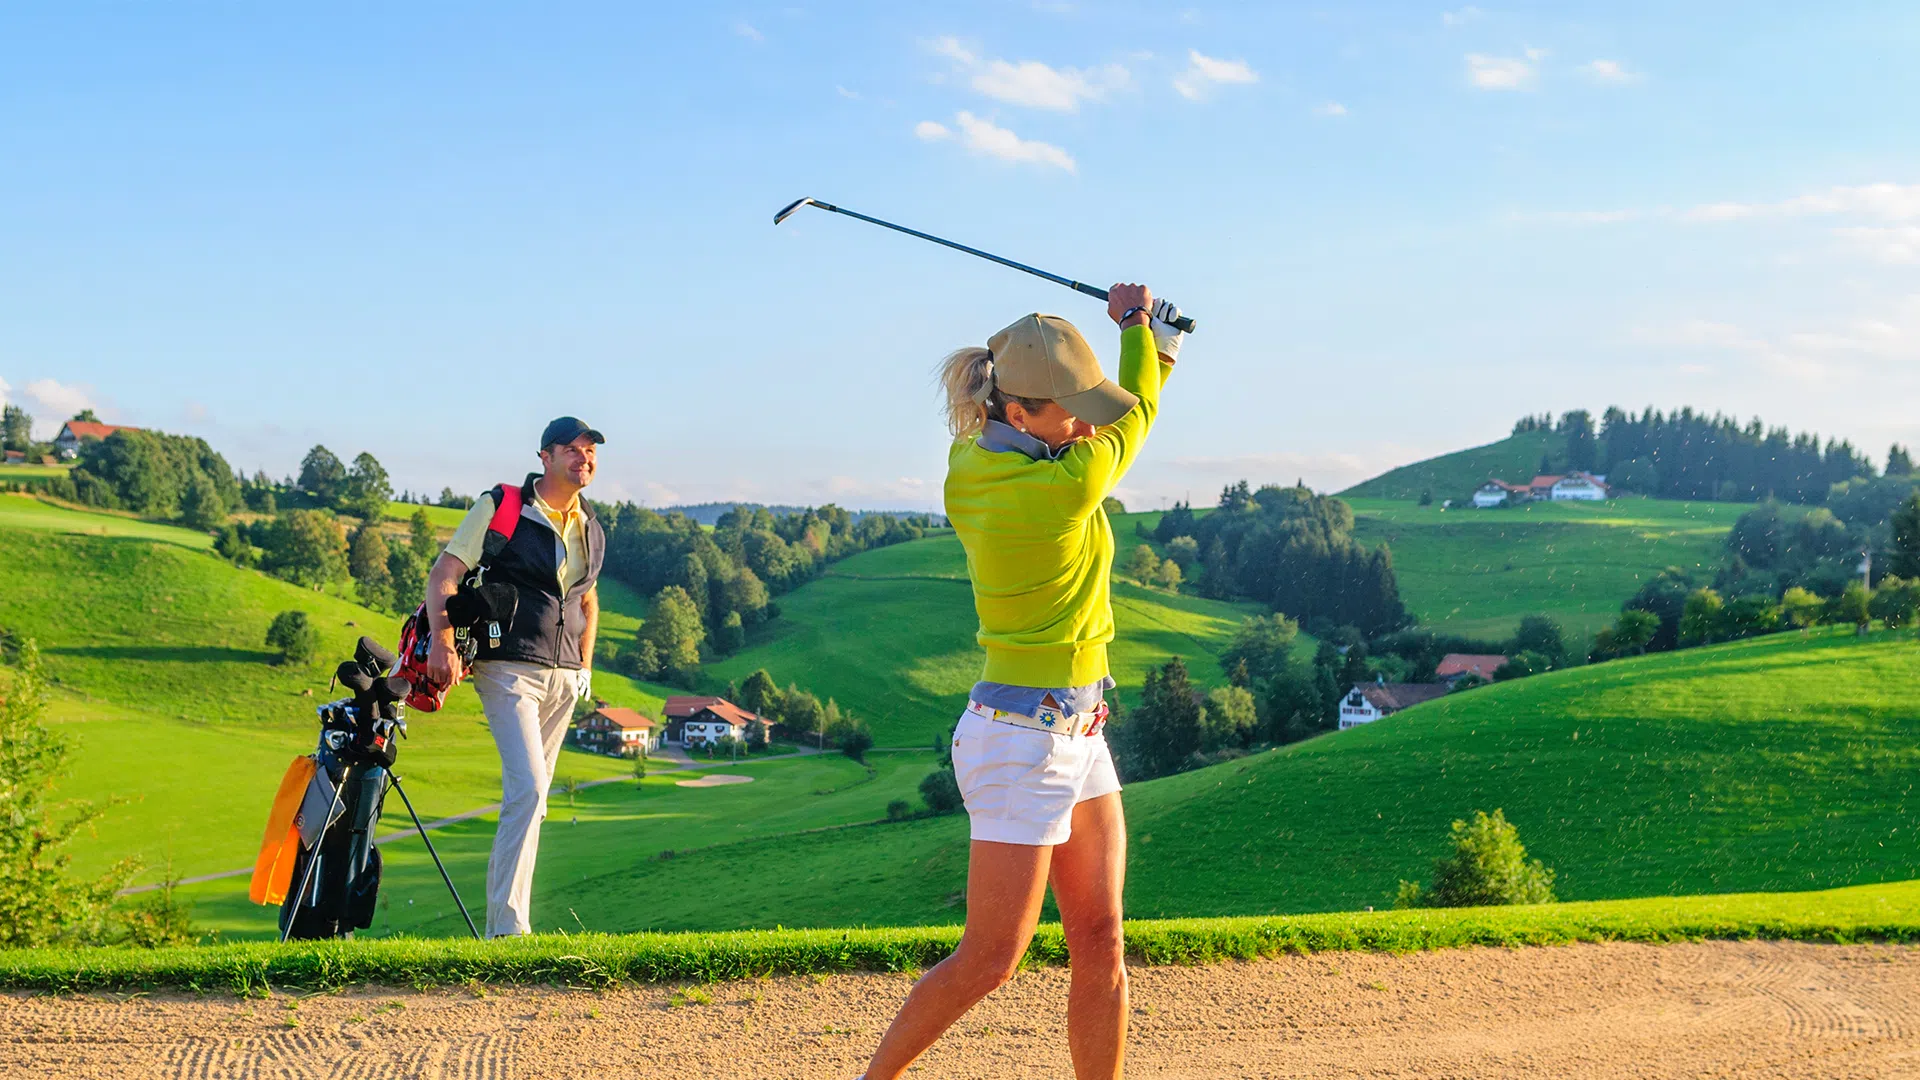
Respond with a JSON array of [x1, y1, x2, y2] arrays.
[[835, 721, 874, 763], [259, 510, 350, 588], [1395, 809, 1556, 909], [386, 544, 427, 613], [1889, 444, 1914, 477], [1198, 685, 1257, 751], [919, 769, 963, 814], [214, 523, 258, 568], [714, 610, 745, 653], [342, 452, 392, 520], [1781, 586, 1825, 629], [1493, 650, 1551, 681], [0, 641, 137, 947], [1724, 595, 1782, 638], [265, 610, 319, 665], [1509, 615, 1566, 665], [1164, 535, 1200, 570], [1889, 492, 1920, 580], [1261, 669, 1329, 744], [1613, 609, 1660, 653], [1870, 576, 1920, 630], [1153, 558, 1183, 591], [1109, 658, 1204, 781], [347, 525, 393, 610], [1218, 613, 1300, 688], [640, 585, 704, 682], [1418, 489, 1433, 507], [71, 408, 100, 423], [1, 404, 32, 452], [1829, 581, 1872, 632], [1101, 496, 1126, 515], [1560, 410, 1597, 472], [617, 639, 662, 679], [1127, 544, 1161, 582], [738, 669, 781, 721], [1611, 457, 1660, 495], [744, 712, 768, 751], [178, 471, 226, 530], [298, 446, 347, 505], [408, 507, 437, 561], [781, 684, 825, 744], [1678, 588, 1726, 646]]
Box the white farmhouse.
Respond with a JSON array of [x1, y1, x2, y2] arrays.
[[1337, 682, 1450, 730], [1472, 480, 1528, 508], [1550, 472, 1609, 501]]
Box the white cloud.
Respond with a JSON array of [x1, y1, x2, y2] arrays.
[[1172, 50, 1258, 101], [23, 377, 98, 419], [1467, 52, 1537, 90], [1681, 182, 1920, 223], [951, 111, 1076, 172], [1647, 297, 1920, 385], [1314, 101, 1348, 117], [1833, 225, 1920, 264], [731, 19, 763, 42], [914, 119, 952, 141], [928, 36, 977, 66], [972, 59, 1130, 112], [1442, 6, 1484, 27], [836, 85, 860, 99], [1583, 59, 1639, 84]]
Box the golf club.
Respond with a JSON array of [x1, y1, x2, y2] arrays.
[[774, 197, 1197, 333]]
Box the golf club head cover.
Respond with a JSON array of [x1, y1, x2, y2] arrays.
[[355, 635, 397, 675], [335, 663, 375, 696]]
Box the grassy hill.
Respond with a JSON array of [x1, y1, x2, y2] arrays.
[[701, 515, 1270, 746], [1348, 496, 1741, 640], [1340, 430, 1557, 501], [481, 628, 1919, 932]]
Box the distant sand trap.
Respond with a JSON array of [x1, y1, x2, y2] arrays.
[[675, 773, 755, 788]]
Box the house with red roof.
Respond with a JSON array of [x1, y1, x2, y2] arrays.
[[54, 420, 138, 460], [574, 706, 658, 756], [1337, 681, 1450, 730], [663, 695, 771, 747], [1435, 653, 1508, 684]]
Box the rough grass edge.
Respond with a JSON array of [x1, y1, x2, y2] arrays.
[[4, 879, 1915, 995]]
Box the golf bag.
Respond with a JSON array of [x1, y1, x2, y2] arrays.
[[276, 636, 409, 940], [395, 484, 522, 712]]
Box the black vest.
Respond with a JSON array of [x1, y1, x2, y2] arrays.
[[479, 475, 605, 669]]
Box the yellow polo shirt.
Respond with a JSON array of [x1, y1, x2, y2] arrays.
[[444, 486, 589, 593]]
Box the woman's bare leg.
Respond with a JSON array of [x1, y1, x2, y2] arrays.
[[861, 839, 1052, 1080], [1048, 792, 1129, 1080]]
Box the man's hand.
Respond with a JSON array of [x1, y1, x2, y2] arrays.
[[1107, 283, 1153, 328], [1149, 298, 1186, 363], [427, 632, 463, 689]]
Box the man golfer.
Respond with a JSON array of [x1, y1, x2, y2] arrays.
[[424, 416, 605, 938]]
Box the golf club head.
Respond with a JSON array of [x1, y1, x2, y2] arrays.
[[773, 196, 816, 225]]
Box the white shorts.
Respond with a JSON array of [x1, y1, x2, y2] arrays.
[[951, 709, 1122, 847]]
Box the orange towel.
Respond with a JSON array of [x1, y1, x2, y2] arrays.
[[249, 756, 317, 905]]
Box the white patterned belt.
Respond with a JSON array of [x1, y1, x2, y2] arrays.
[[966, 699, 1109, 737]]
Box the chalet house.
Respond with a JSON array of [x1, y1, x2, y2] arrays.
[[1435, 653, 1507, 684], [663, 695, 771, 748], [574, 706, 658, 756], [3, 449, 24, 464], [1471, 480, 1530, 508], [54, 420, 137, 460], [1337, 682, 1450, 730], [1550, 472, 1609, 501]]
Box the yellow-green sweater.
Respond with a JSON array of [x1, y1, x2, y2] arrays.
[[944, 323, 1171, 689]]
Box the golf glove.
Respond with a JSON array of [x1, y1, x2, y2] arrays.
[[574, 668, 592, 702], [1149, 299, 1186, 362]]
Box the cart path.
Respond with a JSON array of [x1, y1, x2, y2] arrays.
[[118, 748, 822, 895], [6, 940, 1919, 1078]]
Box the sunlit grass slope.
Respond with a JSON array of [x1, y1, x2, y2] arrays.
[[703, 514, 1269, 746], [1339, 430, 1557, 501], [1347, 496, 1740, 639], [552, 629, 1919, 931], [0, 497, 676, 885]]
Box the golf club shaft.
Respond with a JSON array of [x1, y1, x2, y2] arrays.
[[805, 201, 1197, 333], [281, 765, 347, 944], [390, 774, 481, 941]]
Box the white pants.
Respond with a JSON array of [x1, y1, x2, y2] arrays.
[[472, 660, 577, 937]]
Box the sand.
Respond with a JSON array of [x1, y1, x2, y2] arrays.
[[673, 774, 755, 788], [4, 940, 1917, 1078]]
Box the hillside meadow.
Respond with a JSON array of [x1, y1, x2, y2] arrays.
[[1340, 430, 1558, 502]]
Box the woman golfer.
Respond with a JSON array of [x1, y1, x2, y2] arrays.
[[861, 284, 1184, 1080]]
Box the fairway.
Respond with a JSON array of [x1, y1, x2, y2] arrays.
[[703, 516, 1270, 746], [1348, 496, 1740, 639]]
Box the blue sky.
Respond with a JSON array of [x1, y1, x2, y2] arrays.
[[3, 2, 1917, 510]]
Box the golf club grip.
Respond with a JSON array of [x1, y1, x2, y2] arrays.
[[1076, 284, 1198, 333]]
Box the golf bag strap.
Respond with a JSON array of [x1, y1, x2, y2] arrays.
[[480, 482, 522, 561]]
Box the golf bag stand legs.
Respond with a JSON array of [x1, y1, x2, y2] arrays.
[[389, 773, 482, 940]]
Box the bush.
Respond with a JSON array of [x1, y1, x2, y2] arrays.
[[0, 641, 136, 947], [265, 610, 320, 666], [1395, 809, 1556, 909], [831, 720, 874, 763], [886, 799, 913, 822], [1164, 535, 1200, 569], [119, 874, 196, 949], [919, 769, 963, 815]]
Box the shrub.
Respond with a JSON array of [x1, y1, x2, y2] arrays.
[[0, 641, 137, 947], [119, 874, 196, 949], [834, 722, 874, 764], [1164, 535, 1200, 569], [1153, 558, 1184, 591], [1781, 586, 1825, 629], [1396, 809, 1556, 909], [265, 610, 319, 666], [886, 799, 913, 822], [1127, 544, 1161, 583], [919, 769, 963, 814], [1493, 650, 1551, 681]]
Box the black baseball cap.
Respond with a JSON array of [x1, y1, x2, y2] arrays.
[[540, 416, 605, 450]]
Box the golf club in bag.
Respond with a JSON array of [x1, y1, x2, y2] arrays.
[[773, 197, 1197, 333], [277, 636, 479, 941]]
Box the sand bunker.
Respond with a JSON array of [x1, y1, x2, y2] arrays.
[[674, 773, 755, 788], [4, 940, 1918, 1078]]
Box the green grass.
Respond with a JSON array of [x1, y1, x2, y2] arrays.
[[382, 502, 468, 530], [703, 514, 1270, 746], [1340, 430, 1558, 501], [1348, 496, 1742, 639], [0, 461, 73, 479], [0, 491, 213, 549], [559, 629, 1920, 930], [5, 878, 1915, 993]]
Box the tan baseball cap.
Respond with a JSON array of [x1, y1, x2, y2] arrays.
[[987, 314, 1139, 426]]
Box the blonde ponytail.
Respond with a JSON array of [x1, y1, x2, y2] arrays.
[[938, 346, 996, 440]]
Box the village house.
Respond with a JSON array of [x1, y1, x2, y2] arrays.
[[1435, 653, 1508, 684], [662, 695, 772, 748], [53, 420, 137, 460], [1337, 681, 1450, 730], [3, 449, 24, 464], [574, 706, 658, 756], [1471, 480, 1530, 508], [1549, 472, 1609, 501]]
